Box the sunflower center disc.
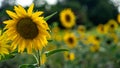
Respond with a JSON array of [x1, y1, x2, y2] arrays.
[[101, 26, 104, 31], [110, 24, 114, 28], [66, 14, 71, 22], [68, 37, 74, 44], [17, 18, 38, 39]]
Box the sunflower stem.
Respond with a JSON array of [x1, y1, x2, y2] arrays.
[[32, 54, 39, 64], [32, 50, 41, 68], [38, 50, 41, 67]]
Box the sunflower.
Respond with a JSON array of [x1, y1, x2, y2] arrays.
[[60, 8, 76, 28], [0, 30, 10, 60], [3, 4, 50, 54], [97, 24, 107, 34], [0, 39, 9, 60], [117, 14, 120, 23], [52, 26, 63, 41], [90, 43, 100, 52], [64, 33, 77, 48], [41, 53, 47, 65], [64, 52, 75, 61], [105, 19, 118, 32], [107, 33, 118, 44], [77, 25, 86, 34]]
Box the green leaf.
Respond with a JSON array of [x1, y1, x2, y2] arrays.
[[0, 53, 16, 61], [19, 64, 37, 68], [44, 12, 57, 21], [45, 49, 69, 57], [47, 40, 53, 42]]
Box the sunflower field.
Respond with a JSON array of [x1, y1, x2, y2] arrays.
[[0, 0, 120, 68]]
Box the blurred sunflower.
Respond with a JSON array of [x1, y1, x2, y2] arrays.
[[64, 52, 75, 61], [97, 24, 107, 34], [0, 30, 10, 60], [45, 44, 57, 51], [105, 19, 118, 32], [41, 53, 47, 65], [90, 43, 100, 52], [77, 25, 86, 34], [88, 36, 101, 52], [60, 8, 76, 28], [117, 14, 120, 23], [107, 33, 118, 44], [64, 33, 77, 48], [3, 4, 50, 54], [51, 26, 63, 41], [88, 35, 101, 45]]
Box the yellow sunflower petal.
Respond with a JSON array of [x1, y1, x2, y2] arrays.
[[18, 5, 27, 16], [19, 40, 25, 52], [26, 40, 33, 54], [17, 38, 24, 53], [14, 6, 24, 18], [11, 36, 20, 50], [32, 11, 43, 19], [27, 3, 34, 16], [33, 39, 42, 50], [6, 10, 18, 19]]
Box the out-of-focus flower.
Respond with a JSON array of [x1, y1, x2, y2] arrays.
[[105, 19, 118, 32], [88, 35, 101, 45], [107, 33, 118, 44], [77, 25, 86, 34], [90, 43, 100, 52], [64, 33, 77, 48], [64, 52, 75, 61], [41, 53, 47, 65], [60, 8, 76, 28], [45, 44, 57, 51], [3, 4, 50, 54], [0, 30, 10, 60], [97, 24, 108, 34], [117, 14, 120, 23]]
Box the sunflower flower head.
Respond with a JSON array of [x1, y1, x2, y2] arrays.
[[97, 24, 108, 34], [60, 8, 76, 28], [64, 33, 77, 48], [90, 43, 100, 52], [117, 13, 120, 23], [3, 4, 50, 54], [40, 53, 47, 65], [0, 30, 10, 60], [105, 19, 118, 32], [77, 25, 86, 34], [64, 52, 75, 61]]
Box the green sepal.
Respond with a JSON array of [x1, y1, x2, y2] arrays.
[[44, 12, 57, 21], [45, 49, 69, 57]]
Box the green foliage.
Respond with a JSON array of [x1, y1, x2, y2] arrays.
[[45, 49, 69, 57], [44, 12, 57, 21], [19, 64, 37, 68]]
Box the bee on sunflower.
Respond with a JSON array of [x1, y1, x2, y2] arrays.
[[60, 8, 76, 29]]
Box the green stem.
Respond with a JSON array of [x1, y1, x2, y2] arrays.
[[38, 50, 41, 67], [32, 54, 39, 64], [32, 50, 41, 68]]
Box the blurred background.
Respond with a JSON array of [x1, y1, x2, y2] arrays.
[[0, 0, 120, 68]]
